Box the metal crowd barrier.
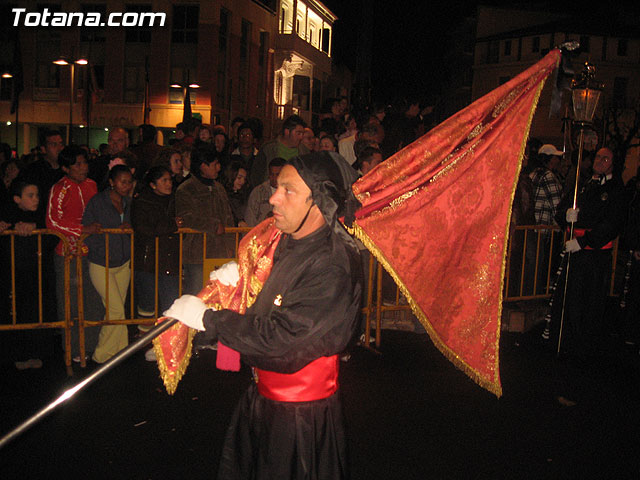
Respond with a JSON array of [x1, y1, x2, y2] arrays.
[[70, 226, 399, 364], [72, 227, 248, 368], [504, 224, 620, 301], [1, 224, 622, 373], [0, 229, 74, 374]]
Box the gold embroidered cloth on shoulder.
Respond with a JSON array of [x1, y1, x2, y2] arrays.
[[153, 218, 282, 394]]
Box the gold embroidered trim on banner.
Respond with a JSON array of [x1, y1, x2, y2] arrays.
[[153, 325, 196, 395], [494, 75, 549, 387], [347, 221, 502, 397], [467, 123, 484, 141]]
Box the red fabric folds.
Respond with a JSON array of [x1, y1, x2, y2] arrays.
[[153, 218, 282, 394], [351, 49, 562, 396]]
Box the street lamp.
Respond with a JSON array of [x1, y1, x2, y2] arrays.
[[557, 62, 604, 355], [1, 70, 16, 147], [569, 62, 604, 211], [571, 63, 604, 125], [170, 79, 200, 124], [53, 55, 88, 144], [170, 82, 200, 89]]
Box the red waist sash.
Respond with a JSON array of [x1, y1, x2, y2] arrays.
[[570, 227, 613, 250], [255, 355, 339, 402]]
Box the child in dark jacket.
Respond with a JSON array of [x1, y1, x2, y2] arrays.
[[0, 180, 56, 368]]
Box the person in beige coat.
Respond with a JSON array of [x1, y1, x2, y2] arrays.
[[175, 145, 234, 295]]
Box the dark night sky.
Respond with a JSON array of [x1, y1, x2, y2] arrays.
[[321, 1, 630, 105], [323, 0, 481, 103]]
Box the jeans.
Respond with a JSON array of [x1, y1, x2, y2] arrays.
[[183, 263, 205, 295], [135, 270, 180, 317]]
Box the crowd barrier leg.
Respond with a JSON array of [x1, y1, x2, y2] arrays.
[[64, 253, 73, 375], [374, 263, 383, 347], [76, 254, 88, 369], [362, 254, 375, 347]]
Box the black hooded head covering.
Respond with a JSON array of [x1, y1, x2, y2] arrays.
[[287, 151, 361, 248]]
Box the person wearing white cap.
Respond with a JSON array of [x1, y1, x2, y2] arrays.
[[528, 144, 564, 294], [537, 143, 563, 157]]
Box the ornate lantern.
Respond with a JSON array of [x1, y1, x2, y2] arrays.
[[571, 62, 604, 124]]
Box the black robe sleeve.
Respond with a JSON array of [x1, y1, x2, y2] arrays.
[[203, 227, 362, 374]]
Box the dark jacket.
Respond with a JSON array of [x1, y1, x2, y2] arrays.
[[623, 180, 640, 251], [131, 187, 180, 276], [226, 187, 249, 226], [0, 203, 54, 271], [175, 175, 234, 263], [82, 189, 131, 267], [556, 174, 627, 249]]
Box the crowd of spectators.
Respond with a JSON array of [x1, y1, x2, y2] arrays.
[[1, 96, 639, 370]]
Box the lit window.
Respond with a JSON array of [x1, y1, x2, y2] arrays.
[[322, 27, 331, 54], [280, 7, 287, 32]]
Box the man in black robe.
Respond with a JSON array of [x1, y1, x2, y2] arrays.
[[554, 147, 626, 406], [557, 147, 626, 360], [165, 151, 362, 479]]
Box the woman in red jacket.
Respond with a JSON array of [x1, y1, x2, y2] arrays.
[[46, 145, 104, 362]]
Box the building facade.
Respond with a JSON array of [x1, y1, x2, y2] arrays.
[[0, 0, 340, 153], [274, 0, 336, 127], [472, 5, 640, 180]]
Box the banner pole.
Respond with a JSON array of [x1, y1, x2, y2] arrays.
[[556, 127, 585, 355]]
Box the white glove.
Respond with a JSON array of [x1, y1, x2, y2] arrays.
[[565, 238, 581, 253], [163, 294, 208, 331], [566, 208, 579, 223], [209, 260, 240, 287]]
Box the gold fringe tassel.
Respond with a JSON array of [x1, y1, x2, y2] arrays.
[[493, 75, 550, 390], [348, 222, 503, 397], [152, 326, 196, 395]]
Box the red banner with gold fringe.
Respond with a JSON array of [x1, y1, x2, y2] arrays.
[[153, 218, 282, 394], [351, 49, 562, 396]]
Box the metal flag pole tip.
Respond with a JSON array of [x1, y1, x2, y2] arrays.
[[0, 318, 178, 450]]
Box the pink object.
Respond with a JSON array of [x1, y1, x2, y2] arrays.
[[216, 342, 240, 371], [108, 158, 126, 170]]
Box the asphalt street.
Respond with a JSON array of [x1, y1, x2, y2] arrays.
[[0, 326, 639, 479]]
